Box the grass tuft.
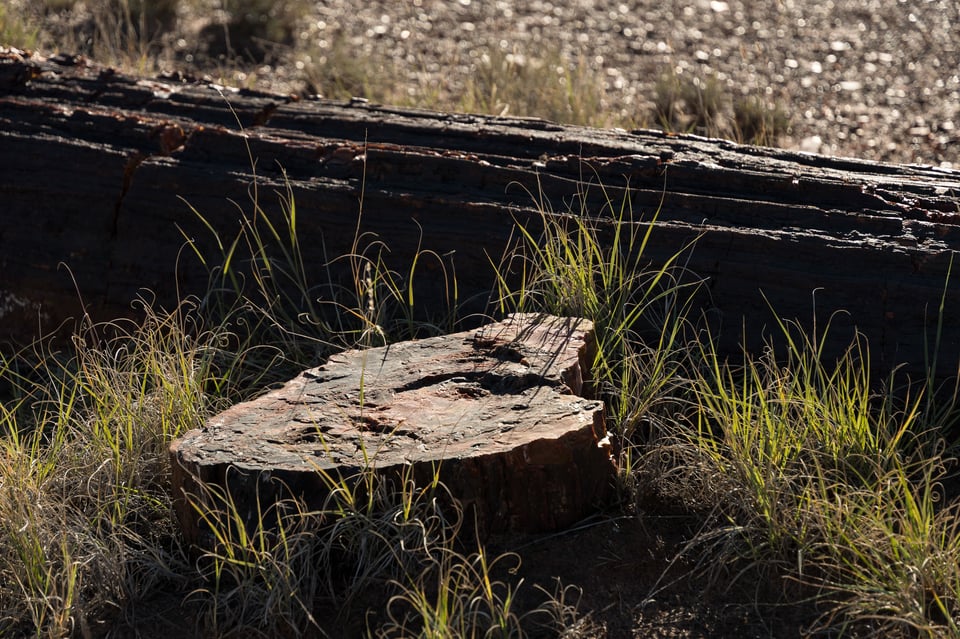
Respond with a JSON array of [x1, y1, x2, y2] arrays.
[[734, 95, 791, 147], [461, 46, 608, 126], [0, 3, 41, 50], [492, 171, 700, 439], [652, 69, 792, 146], [641, 305, 960, 636], [2, 145, 959, 636], [380, 547, 527, 638], [0, 300, 229, 635], [653, 70, 724, 136]]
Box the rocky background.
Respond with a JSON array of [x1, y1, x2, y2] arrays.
[[301, 0, 959, 166], [8, 0, 959, 168]]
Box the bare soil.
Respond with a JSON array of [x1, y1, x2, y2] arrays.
[[509, 518, 814, 638], [117, 505, 825, 638]]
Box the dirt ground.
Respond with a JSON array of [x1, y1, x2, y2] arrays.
[[119, 511, 825, 638], [500, 514, 810, 638]]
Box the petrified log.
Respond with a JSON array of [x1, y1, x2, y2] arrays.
[[4, 49, 960, 380], [169, 313, 613, 546]]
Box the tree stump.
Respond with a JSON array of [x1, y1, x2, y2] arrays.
[[168, 314, 614, 546]]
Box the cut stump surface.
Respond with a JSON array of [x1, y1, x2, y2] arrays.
[[169, 314, 614, 546]]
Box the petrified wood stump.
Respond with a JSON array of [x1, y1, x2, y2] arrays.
[[169, 314, 614, 546]]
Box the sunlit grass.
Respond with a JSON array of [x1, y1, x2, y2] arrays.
[[0, 301, 227, 635], [806, 455, 960, 637], [1, 140, 959, 635], [0, 2, 40, 50], [380, 548, 527, 638], [652, 69, 792, 145], [491, 172, 700, 440], [643, 306, 960, 636], [459, 46, 610, 127]]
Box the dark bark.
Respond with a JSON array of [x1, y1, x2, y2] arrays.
[[3, 49, 960, 382]]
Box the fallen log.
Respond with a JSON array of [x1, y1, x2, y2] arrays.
[[3, 49, 960, 381], [169, 313, 613, 544]]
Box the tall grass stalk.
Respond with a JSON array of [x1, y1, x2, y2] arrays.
[[186, 479, 325, 637], [493, 172, 699, 435], [0, 300, 230, 635], [655, 303, 960, 636], [380, 548, 527, 639], [183, 151, 460, 383], [806, 453, 960, 637]]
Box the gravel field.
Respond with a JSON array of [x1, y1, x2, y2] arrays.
[[305, 0, 960, 167]]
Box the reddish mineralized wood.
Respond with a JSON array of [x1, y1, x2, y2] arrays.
[[169, 314, 614, 546]]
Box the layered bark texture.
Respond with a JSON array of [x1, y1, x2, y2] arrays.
[[3, 49, 960, 379]]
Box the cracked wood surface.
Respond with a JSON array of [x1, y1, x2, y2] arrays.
[[3, 49, 960, 379], [169, 313, 613, 545]]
